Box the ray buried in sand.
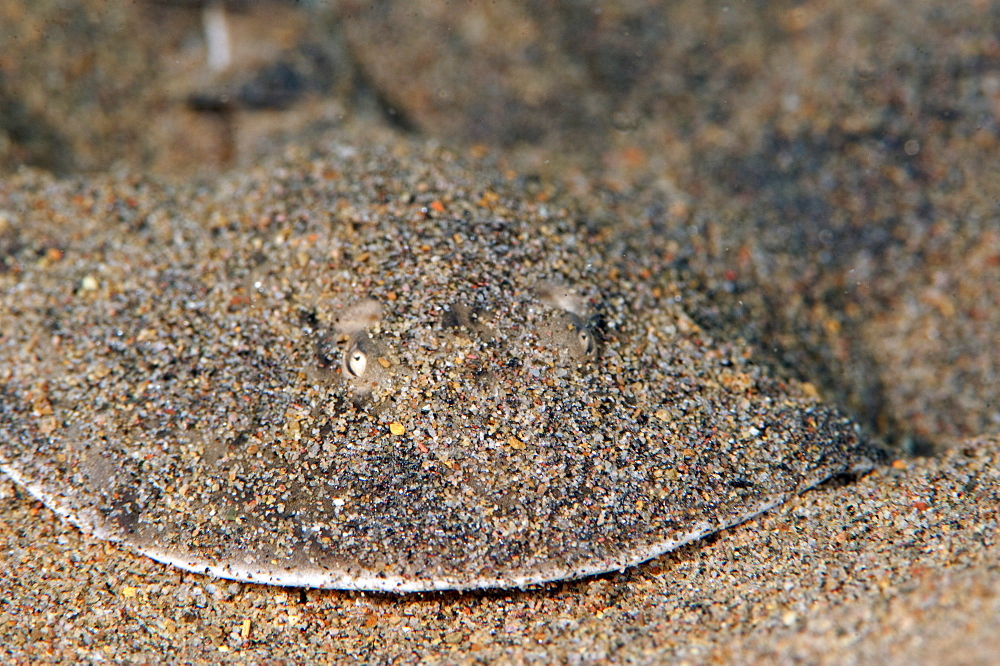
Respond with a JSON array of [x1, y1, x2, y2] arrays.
[[0, 140, 881, 592]]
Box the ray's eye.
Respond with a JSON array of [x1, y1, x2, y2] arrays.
[[345, 346, 368, 378], [578, 328, 596, 357]]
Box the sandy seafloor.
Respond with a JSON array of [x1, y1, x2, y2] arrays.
[[2, 0, 1000, 663]]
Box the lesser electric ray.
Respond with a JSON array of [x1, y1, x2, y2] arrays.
[[0, 143, 879, 592]]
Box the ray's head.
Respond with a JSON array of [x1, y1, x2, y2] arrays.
[[312, 283, 603, 413]]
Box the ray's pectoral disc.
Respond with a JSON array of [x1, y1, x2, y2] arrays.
[[0, 146, 880, 592]]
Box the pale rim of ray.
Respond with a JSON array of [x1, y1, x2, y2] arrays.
[[3, 461, 876, 592]]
